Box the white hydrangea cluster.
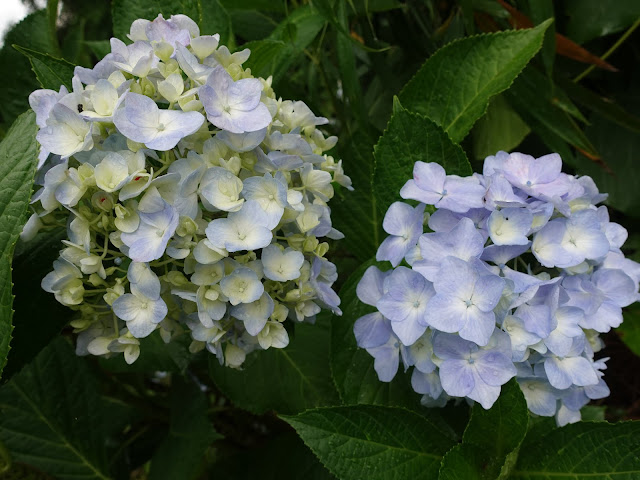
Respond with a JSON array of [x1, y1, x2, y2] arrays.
[[24, 14, 350, 367], [355, 152, 640, 425]]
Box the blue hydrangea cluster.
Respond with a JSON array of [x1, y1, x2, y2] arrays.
[[24, 14, 349, 367], [355, 151, 640, 425]]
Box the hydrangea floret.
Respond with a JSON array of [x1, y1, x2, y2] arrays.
[[355, 151, 640, 425], [25, 14, 351, 367]]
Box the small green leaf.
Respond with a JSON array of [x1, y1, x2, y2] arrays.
[[512, 421, 640, 479], [373, 100, 471, 214], [209, 315, 339, 414], [149, 377, 221, 480], [0, 111, 39, 379], [0, 337, 113, 480], [472, 94, 530, 161], [399, 20, 552, 142], [282, 405, 457, 480], [13, 45, 75, 91]]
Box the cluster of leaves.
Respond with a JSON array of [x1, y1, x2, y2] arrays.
[[0, 0, 639, 479]]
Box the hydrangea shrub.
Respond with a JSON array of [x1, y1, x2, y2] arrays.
[[25, 13, 350, 367], [355, 151, 640, 425]]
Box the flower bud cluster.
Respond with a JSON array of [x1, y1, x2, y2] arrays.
[[26, 14, 350, 367], [355, 151, 639, 425]]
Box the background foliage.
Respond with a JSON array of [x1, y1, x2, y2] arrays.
[[0, 0, 639, 478]]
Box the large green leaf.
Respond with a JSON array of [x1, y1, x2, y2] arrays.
[[512, 421, 640, 479], [282, 405, 456, 480], [373, 99, 471, 214], [0, 111, 39, 379], [330, 131, 384, 262], [149, 377, 221, 480], [398, 20, 551, 143], [208, 315, 339, 414], [472, 94, 530, 161], [565, 0, 640, 44], [13, 46, 75, 91], [331, 259, 420, 409], [0, 337, 112, 480], [445, 379, 528, 479]]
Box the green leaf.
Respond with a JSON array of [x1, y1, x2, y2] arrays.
[[0, 111, 39, 379], [330, 131, 384, 262], [398, 20, 551, 143], [281, 405, 456, 480], [373, 99, 471, 214], [209, 315, 339, 414], [472, 94, 530, 161], [13, 45, 75, 91], [199, 0, 233, 46], [212, 432, 334, 479], [45, 0, 61, 56], [565, 0, 640, 44], [462, 379, 528, 478], [149, 377, 221, 480], [4, 228, 70, 382], [439, 444, 488, 480], [512, 421, 640, 479], [0, 337, 112, 480]]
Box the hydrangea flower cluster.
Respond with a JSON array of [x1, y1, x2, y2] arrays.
[[24, 14, 350, 367], [355, 152, 640, 425]]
